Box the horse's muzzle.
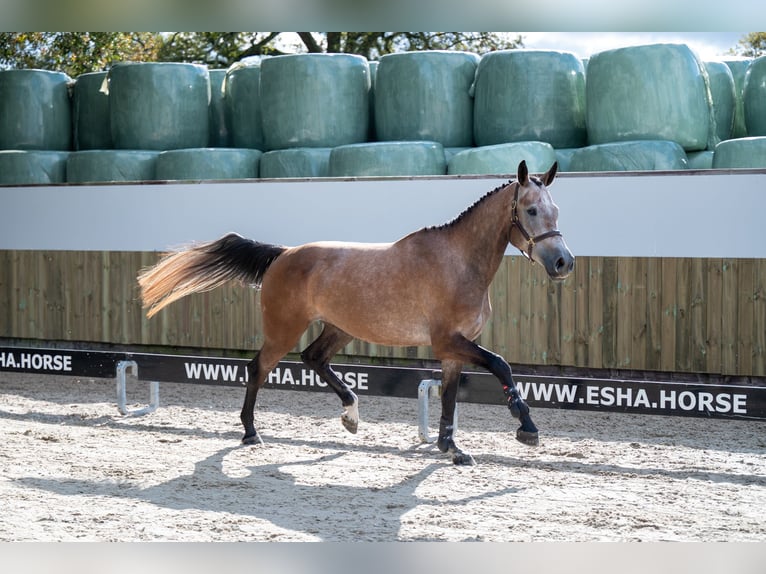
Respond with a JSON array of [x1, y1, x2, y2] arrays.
[[544, 249, 575, 281]]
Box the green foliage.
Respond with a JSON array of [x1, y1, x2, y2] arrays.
[[0, 32, 161, 77], [0, 32, 525, 75], [731, 32, 766, 58], [323, 32, 524, 59]]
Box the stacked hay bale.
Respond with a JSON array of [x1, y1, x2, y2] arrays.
[[465, 50, 585, 174], [575, 44, 711, 171], [2, 44, 764, 185], [0, 69, 71, 184], [713, 55, 766, 168]]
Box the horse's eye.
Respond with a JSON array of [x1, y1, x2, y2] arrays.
[[527, 207, 538, 217]]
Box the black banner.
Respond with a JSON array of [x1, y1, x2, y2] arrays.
[[2, 345, 765, 420]]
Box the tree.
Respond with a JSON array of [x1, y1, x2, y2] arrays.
[[156, 32, 286, 67], [311, 32, 524, 59], [1, 32, 525, 75], [0, 32, 161, 77], [730, 32, 766, 58], [156, 32, 524, 66]]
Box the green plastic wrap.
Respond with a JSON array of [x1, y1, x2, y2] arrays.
[[0, 151, 68, 184], [704, 61, 735, 146], [157, 148, 263, 181], [744, 56, 766, 136], [261, 54, 370, 150], [368, 60, 378, 141], [472, 50, 586, 149], [72, 71, 112, 150], [67, 150, 159, 183], [208, 69, 230, 147], [586, 44, 713, 151], [260, 148, 332, 178], [156, 148, 262, 180], [0, 69, 72, 151], [329, 141, 445, 177], [554, 148, 580, 172], [108, 62, 210, 151], [686, 151, 714, 170], [722, 58, 752, 139], [713, 137, 766, 168], [224, 61, 264, 149], [568, 140, 689, 172], [447, 142, 556, 175], [374, 51, 479, 147], [444, 147, 471, 163]]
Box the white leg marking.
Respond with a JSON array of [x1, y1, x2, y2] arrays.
[[341, 394, 359, 434]]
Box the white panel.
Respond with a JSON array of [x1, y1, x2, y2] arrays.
[[1, 171, 764, 258]]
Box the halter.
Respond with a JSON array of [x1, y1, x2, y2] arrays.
[[510, 182, 562, 261]]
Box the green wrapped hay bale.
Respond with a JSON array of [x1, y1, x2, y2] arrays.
[[368, 60, 378, 140], [444, 147, 471, 162], [554, 148, 580, 172], [686, 150, 714, 170], [208, 69, 230, 147], [108, 62, 210, 150], [0, 69, 72, 151], [156, 148, 261, 180], [713, 137, 766, 168], [375, 51, 479, 147], [67, 150, 159, 183], [224, 61, 265, 149], [744, 56, 766, 136], [472, 50, 586, 149], [568, 140, 689, 172], [261, 54, 370, 150], [329, 141, 445, 177], [586, 44, 713, 151], [72, 71, 112, 150], [0, 151, 68, 184], [704, 61, 735, 146], [260, 148, 332, 178], [448, 142, 556, 175], [722, 58, 751, 139]]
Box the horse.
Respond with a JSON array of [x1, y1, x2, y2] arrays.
[[138, 160, 574, 465]]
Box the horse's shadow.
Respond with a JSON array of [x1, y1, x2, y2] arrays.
[[13, 442, 522, 541]]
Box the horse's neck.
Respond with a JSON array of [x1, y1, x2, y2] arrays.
[[447, 185, 513, 281]]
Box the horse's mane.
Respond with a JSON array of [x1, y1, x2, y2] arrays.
[[425, 180, 511, 233]]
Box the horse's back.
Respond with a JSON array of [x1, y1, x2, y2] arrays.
[[261, 239, 436, 346]]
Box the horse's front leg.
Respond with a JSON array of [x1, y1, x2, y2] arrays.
[[436, 334, 539, 447], [437, 360, 475, 466]]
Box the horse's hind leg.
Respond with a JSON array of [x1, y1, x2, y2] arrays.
[[240, 322, 310, 445], [437, 360, 475, 466], [241, 352, 269, 445], [300, 324, 359, 433]]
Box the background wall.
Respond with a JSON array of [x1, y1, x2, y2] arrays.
[[2, 171, 765, 377]]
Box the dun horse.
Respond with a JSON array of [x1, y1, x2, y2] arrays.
[[138, 161, 574, 465]]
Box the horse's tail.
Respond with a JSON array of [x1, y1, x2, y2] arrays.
[[138, 233, 286, 318]]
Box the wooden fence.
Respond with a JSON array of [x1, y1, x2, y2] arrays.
[[1, 250, 764, 377]]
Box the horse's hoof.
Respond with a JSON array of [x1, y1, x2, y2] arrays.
[[242, 433, 264, 446], [452, 451, 476, 466], [341, 415, 358, 434], [516, 428, 539, 446]]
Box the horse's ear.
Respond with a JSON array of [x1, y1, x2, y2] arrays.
[[542, 161, 558, 187], [517, 160, 529, 186]]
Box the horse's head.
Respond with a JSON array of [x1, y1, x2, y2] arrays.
[[509, 160, 574, 281]]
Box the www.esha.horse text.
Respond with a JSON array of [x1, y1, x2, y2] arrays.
[[184, 362, 369, 390], [0, 351, 73, 372]]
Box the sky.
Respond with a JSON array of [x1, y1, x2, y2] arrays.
[[520, 32, 748, 60]]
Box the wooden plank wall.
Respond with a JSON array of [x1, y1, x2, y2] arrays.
[[1, 250, 764, 376]]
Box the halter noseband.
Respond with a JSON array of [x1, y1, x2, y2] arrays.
[[511, 182, 562, 261]]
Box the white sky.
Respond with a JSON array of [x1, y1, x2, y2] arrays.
[[519, 32, 747, 60]]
